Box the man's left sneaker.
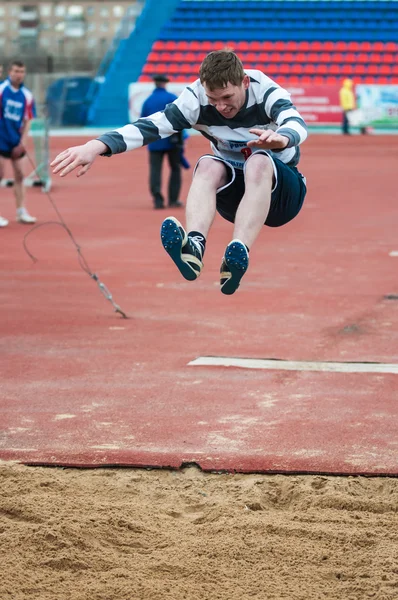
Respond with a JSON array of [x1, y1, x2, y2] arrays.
[[17, 207, 36, 224], [161, 216, 204, 281], [220, 239, 249, 295]]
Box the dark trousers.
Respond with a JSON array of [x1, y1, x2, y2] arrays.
[[342, 110, 351, 135], [149, 148, 181, 208]]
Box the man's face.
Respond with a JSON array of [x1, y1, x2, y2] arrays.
[[204, 75, 250, 119], [8, 65, 26, 87]]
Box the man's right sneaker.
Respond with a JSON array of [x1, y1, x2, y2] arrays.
[[161, 216, 204, 281], [0, 216, 9, 227], [16, 207, 36, 224], [220, 239, 249, 295]]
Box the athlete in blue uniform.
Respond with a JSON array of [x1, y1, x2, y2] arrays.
[[0, 61, 37, 227]]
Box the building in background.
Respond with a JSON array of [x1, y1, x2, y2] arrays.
[[0, 1, 143, 72]]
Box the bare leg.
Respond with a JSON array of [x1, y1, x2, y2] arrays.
[[185, 158, 228, 237], [11, 157, 26, 209], [233, 153, 274, 248]]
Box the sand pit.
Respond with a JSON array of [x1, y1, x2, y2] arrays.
[[1, 463, 397, 600]]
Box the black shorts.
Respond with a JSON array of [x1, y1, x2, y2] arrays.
[[200, 154, 307, 228], [0, 149, 26, 160]]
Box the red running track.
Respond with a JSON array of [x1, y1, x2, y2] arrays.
[[0, 134, 397, 474]]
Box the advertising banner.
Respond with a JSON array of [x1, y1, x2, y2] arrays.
[[356, 85, 398, 128]]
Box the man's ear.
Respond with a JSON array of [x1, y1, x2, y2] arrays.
[[243, 74, 250, 90]]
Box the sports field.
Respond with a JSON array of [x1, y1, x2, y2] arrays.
[[1, 134, 397, 599]]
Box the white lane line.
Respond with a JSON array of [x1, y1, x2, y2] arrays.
[[188, 356, 398, 374]]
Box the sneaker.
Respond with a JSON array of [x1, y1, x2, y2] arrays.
[[220, 239, 249, 295], [16, 207, 36, 224], [0, 216, 9, 227], [161, 216, 204, 281]]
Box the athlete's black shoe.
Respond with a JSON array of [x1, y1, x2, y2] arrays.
[[220, 239, 249, 295], [161, 217, 204, 281]]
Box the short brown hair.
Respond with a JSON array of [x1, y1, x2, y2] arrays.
[[199, 50, 245, 90], [9, 60, 25, 69]]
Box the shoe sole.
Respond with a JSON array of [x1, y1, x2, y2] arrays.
[[221, 240, 249, 295], [161, 217, 201, 281]]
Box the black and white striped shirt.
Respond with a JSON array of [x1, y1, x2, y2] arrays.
[[98, 70, 308, 170]]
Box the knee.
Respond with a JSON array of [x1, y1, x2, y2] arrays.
[[194, 157, 227, 188], [245, 153, 274, 184]]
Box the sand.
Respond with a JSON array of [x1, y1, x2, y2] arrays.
[[1, 463, 397, 600]]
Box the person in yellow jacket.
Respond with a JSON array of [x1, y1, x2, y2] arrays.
[[339, 78, 356, 135]]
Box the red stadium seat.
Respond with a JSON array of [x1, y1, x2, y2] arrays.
[[234, 41, 250, 51], [309, 42, 323, 51], [341, 65, 353, 75], [306, 53, 319, 63], [353, 65, 366, 75], [164, 41, 179, 50], [152, 41, 166, 51], [201, 42, 214, 51], [295, 53, 308, 64], [345, 53, 357, 64], [291, 64, 304, 75], [347, 42, 361, 51], [298, 41, 311, 51], [303, 64, 316, 74], [181, 64, 194, 73], [329, 65, 342, 75], [261, 41, 275, 51], [379, 65, 392, 75], [147, 51, 160, 62], [332, 53, 345, 64], [266, 64, 279, 74], [367, 65, 379, 76], [268, 52, 282, 63], [319, 53, 332, 63], [285, 41, 300, 51], [357, 53, 370, 64]]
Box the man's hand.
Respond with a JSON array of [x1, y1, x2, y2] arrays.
[[247, 129, 289, 150], [51, 140, 108, 177], [11, 143, 26, 160]]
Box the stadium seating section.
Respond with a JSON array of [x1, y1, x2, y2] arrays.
[[139, 0, 398, 85]]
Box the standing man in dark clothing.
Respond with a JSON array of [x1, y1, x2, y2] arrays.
[[141, 74, 184, 210]]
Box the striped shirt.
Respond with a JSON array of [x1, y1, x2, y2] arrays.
[[98, 70, 308, 170]]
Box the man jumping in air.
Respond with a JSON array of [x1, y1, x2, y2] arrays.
[[51, 50, 307, 295]]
